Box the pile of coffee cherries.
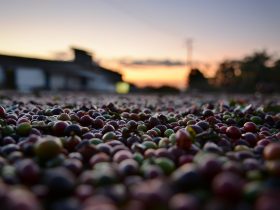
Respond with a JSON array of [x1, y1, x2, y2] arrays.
[[0, 93, 279, 210]]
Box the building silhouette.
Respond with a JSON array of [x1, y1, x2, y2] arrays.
[[0, 48, 122, 92]]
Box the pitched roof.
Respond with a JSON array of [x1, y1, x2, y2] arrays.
[[0, 53, 122, 80]]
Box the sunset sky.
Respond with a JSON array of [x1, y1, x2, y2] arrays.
[[1, 0, 280, 88]]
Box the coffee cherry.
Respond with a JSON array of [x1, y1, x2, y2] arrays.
[[35, 136, 62, 160], [53, 121, 68, 136], [0, 106, 6, 118], [226, 126, 241, 139], [264, 143, 280, 160], [175, 129, 192, 150], [16, 122, 32, 136], [243, 122, 257, 133], [65, 124, 82, 136], [212, 172, 244, 200]]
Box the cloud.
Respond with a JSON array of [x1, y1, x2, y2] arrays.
[[119, 59, 186, 67]]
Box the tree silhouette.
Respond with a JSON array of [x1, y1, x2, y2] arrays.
[[240, 51, 271, 91], [214, 60, 240, 91], [213, 51, 280, 92], [268, 59, 280, 91], [188, 68, 209, 91]]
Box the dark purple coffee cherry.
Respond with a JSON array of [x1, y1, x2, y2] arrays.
[[16, 159, 40, 185], [212, 172, 244, 201], [0, 106, 6, 118], [226, 126, 241, 139], [53, 121, 68, 136], [80, 115, 93, 126], [65, 124, 82, 136]]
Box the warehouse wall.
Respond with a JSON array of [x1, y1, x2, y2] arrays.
[[16, 67, 45, 91]]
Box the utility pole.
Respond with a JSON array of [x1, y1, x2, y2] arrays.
[[186, 38, 193, 70], [185, 38, 194, 90]]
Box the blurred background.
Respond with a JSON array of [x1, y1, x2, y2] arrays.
[[0, 0, 280, 93]]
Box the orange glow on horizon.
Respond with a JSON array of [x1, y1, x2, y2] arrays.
[[102, 61, 218, 89], [100, 60, 190, 89], [121, 66, 188, 89]]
